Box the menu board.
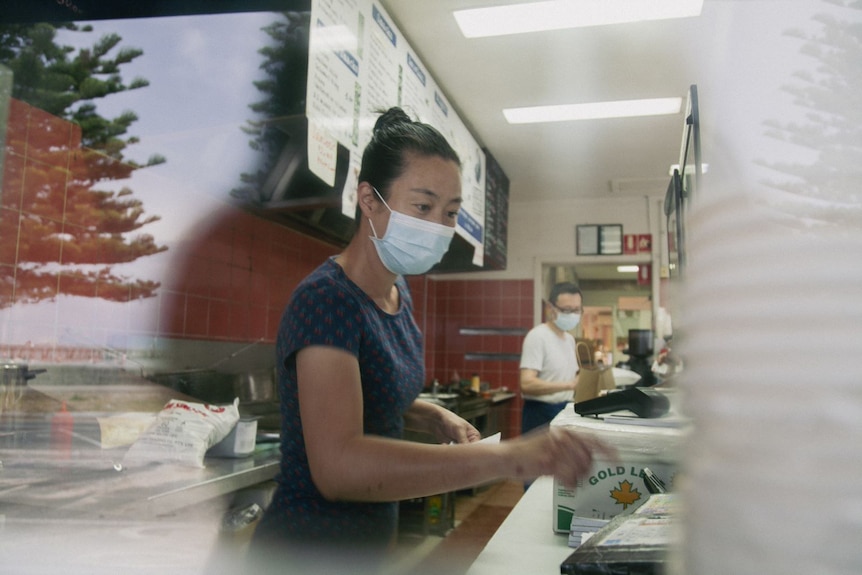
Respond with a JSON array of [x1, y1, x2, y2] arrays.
[[307, 0, 486, 265], [483, 149, 509, 270]]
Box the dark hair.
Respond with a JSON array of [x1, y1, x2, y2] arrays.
[[548, 282, 582, 305], [356, 107, 461, 216]]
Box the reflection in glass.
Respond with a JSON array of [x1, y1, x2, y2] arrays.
[[1, 23, 167, 311]]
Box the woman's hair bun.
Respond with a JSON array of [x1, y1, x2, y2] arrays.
[[373, 107, 412, 133]]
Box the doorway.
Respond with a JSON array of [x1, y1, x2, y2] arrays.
[[541, 262, 652, 367]]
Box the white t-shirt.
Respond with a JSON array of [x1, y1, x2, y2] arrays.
[[519, 323, 577, 404]]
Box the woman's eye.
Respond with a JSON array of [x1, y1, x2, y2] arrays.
[[415, 204, 431, 213], [447, 211, 460, 220]]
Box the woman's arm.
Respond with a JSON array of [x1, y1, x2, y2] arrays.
[[519, 367, 577, 396], [298, 346, 613, 503]]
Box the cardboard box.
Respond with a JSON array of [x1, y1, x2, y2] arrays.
[[554, 459, 677, 532], [550, 400, 687, 533]]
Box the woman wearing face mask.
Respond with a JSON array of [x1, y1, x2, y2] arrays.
[[249, 109, 612, 574], [518, 282, 584, 435]]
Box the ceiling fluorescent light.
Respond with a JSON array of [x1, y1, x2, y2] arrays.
[[617, 265, 640, 273], [454, 0, 704, 39], [504, 97, 682, 124]]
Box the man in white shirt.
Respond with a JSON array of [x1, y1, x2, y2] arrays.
[[519, 282, 582, 434]]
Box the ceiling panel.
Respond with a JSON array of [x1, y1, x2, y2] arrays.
[[380, 0, 706, 203]]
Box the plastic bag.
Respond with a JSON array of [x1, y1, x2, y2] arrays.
[[123, 398, 240, 468]]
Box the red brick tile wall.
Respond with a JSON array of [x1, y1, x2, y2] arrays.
[[421, 278, 534, 438], [160, 210, 338, 342]]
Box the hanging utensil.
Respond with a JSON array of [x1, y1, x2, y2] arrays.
[[1, 360, 47, 412]]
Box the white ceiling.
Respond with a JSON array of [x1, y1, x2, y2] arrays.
[[379, 0, 706, 204]]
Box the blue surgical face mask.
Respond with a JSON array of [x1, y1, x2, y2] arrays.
[[368, 187, 456, 275], [554, 312, 581, 332]]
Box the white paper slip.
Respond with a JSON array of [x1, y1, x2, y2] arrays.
[[450, 432, 500, 445], [568, 516, 609, 547], [480, 432, 501, 444]]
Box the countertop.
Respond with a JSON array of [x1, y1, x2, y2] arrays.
[[489, 391, 517, 404], [0, 375, 283, 575], [0, 419, 280, 520], [466, 476, 573, 575], [1, 383, 280, 521], [466, 399, 687, 574], [1, 408, 280, 575]]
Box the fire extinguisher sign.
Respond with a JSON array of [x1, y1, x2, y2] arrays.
[[638, 264, 651, 285], [637, 234, 652, 253], [624, 234, 652, 254]]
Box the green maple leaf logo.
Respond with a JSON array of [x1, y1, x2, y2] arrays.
[[610, 480, 642, 509]]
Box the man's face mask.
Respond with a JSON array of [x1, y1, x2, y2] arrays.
[[553, 311, 581, 332], [368, 187, 456, 276]]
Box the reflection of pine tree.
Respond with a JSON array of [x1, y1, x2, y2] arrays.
[[761, 0, 862, 229], [0, 22, 167, 308], [232, 11, 310, 201]]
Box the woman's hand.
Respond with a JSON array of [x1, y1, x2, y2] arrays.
[[432, 407, 481, 444], [405, 399, 481, 444]]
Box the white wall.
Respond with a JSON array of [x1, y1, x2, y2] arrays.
[[441, 194, 660, 281]]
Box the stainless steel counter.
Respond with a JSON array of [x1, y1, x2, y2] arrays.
[[0, 414, 280, 521], [0, 381, 281, 575], [490, 391, 517, 404]]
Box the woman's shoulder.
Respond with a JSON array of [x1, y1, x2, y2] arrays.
[[291, 258, 363, 310], [293, 258, 341, 291]]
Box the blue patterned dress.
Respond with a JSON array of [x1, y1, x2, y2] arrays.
[[252, 257, 424, 560]]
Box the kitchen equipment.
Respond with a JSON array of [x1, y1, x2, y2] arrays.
[[1, 360, 46, 412], [232, 368, 276, 404], [626, 329, 656, 387], [208, 417, 258, 458], [149, 339, 269, 404], [208, 338, 265, 370], [150, 369, 236, 404]]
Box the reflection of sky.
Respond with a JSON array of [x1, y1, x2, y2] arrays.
[[55, 13, 277, 239], [4, 13, 280, 345], [697, 1, 847, 206]]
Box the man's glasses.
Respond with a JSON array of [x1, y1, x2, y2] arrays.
[[550, 302, 582, 315]]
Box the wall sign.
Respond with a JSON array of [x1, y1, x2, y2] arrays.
[[638, 234, 652, 253], [577, 224, 623, 255], [624, 233, 653, 255], [638, 264, 652, 285]]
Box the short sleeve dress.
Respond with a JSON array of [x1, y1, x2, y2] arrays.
[[252, 257, 425, 560]]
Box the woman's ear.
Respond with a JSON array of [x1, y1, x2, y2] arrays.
[[356, 182, 378, 218]]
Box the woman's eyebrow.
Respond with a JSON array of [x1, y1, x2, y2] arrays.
[[409, 188, 463, 205]]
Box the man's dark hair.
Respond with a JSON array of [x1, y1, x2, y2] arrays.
[[548, 282, 581, 305]]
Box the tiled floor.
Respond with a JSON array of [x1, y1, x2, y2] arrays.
[[385, 481, 524, 575]]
